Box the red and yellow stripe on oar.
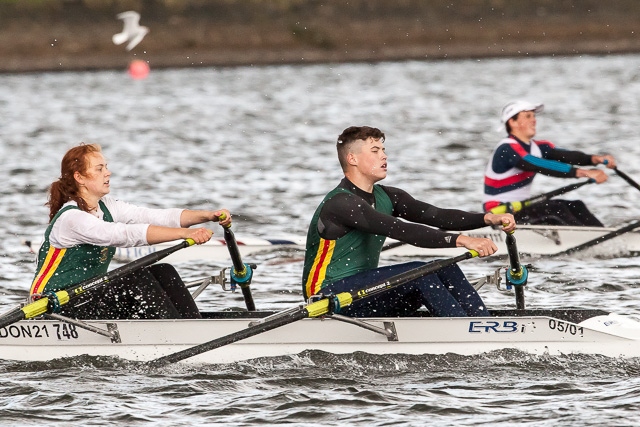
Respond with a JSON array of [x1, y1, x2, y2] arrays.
[[305, 238, 335, 298], [30, 247, 66, 295]]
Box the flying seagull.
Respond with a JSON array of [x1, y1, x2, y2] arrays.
[[112, 11, 149, 51]]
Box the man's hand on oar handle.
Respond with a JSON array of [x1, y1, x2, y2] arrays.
[[214, 209, 232, 228], [592, 154, 617, 169], [576, 167, 608, 184], [484, 212, 517, 233], [455, 235, 498, 258], [574, 154, 616, 184]]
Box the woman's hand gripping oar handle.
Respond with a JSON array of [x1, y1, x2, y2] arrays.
[[504, 231, 528, 310], [217, 213, 256, 311]]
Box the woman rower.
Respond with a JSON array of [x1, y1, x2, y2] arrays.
[[30, 143, 231, 320]]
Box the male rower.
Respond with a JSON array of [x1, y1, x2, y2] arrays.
[[483, 100, 616, 226], [302, 126, 515, 318]]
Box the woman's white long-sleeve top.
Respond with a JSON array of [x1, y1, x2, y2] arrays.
[[50, 196, 183, 249]]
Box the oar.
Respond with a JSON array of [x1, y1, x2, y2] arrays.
[[0, 239, 196, 329], [489, 179, 594, 214], [504, 232, 528, 309], [381, 240, 405, 252], [551, 219, 640, 256], [150, 250, 478, 366], [219, 213, 256, 311], [615, 167, 640, 193]]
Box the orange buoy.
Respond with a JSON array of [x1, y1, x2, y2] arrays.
[[128, 59, 150, 79]]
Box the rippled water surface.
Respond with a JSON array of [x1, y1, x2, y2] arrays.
[[2, 54, 640, 425]]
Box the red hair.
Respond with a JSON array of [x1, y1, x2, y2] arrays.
[[47, 143, 102, 221]]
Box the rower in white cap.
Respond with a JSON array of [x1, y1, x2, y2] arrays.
[[483, 100, 616, 226]]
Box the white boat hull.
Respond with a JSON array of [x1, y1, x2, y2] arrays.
[[113, 225, 640, 263], [1, 310, 639, 363]]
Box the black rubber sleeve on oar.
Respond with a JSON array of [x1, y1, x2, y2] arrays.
[[225, 226, 256, 311], [150, 250, 476, 366], [490, 180, 593, 214], [552, 219, 640, 257], [224, 226, 246, 274], [218, 213, 256, 311], [504, 232, 527, 309], [0, 239, 194, 330], [615, 167, 640, 192], [0, 308, 26, 331]]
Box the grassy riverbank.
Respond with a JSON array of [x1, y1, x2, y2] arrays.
[[2, 0, 640, 72]]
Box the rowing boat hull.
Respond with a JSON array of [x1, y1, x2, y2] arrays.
[[113, 225, 640, 262], [1, 310, 639, 363]]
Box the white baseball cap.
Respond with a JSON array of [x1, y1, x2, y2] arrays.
[[500, 100, 544, 125]]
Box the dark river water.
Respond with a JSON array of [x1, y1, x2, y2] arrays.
[[1, 54, 640, 425]]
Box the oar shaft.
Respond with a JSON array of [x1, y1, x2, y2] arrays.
[[615, 167, 640, 192], [527, 180, 592, 204], [240, 287, 256, 311], [66, 239, 192, 300], [348, 251, 475, 304], [490, 180, 593, 214], [223, 227, 246, 275], [381, 240, 406, 252], [0, 239, 194, 329], [505, 232, 526, 310], [505, 233, 522, 275], [553, 219, 640, 256], [151, 250, 477, 365], [154, 308, 307, 365], [219, 213, 256, 311]]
